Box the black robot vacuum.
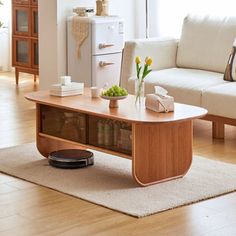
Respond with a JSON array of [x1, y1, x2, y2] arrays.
[[48, 149, 94, 169]]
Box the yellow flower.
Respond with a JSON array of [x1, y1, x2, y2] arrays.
[[145, 57, 152, 66], [135, 56, 141, 64]]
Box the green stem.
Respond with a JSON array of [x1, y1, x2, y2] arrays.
[[136, 63, 139, 78], [142, 64, 148, 79]]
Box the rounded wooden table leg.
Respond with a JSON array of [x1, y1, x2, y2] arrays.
[[132, 120, 193, 186]]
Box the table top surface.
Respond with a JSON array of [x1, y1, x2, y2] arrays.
[[25, 89, 208, 123]]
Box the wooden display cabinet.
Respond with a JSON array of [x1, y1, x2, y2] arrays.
[[12, 0, 38, 85], [25, 89, 207, 186]]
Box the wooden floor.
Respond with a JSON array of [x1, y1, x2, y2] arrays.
[[0, 71, 236, 236]]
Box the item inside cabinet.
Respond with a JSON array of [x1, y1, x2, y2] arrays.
[[88, 116, 132, 155]]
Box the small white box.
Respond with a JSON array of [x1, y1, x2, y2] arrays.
[[60, 76, 71, 85]]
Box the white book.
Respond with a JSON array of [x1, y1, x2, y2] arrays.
[[50, 89, 83, 97], [50, 88, 83, 93], [50, 82, 84, 92]]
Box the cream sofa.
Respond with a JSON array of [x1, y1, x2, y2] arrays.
[[120, 15, 236, 138]]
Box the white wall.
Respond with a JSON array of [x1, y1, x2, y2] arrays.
[[0, 0, 11, 71], [135, 0, 160, 38], [0, 28, 10, 71], [39, 0, 136, 89], [38, 0, 57, 89]]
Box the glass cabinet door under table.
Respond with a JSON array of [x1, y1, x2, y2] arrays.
[[88, 116, 132, 155], [40, 105, 87, 144]]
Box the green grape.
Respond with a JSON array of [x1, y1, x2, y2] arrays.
[[102, 85, 128, 97]]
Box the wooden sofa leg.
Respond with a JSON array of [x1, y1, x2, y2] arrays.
[[212, 122, 225, 139]]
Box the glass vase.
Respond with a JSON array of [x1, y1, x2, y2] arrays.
[[135, 79, 145, 106]]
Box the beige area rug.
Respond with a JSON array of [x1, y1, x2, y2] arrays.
[[1, 143, 236, 218]]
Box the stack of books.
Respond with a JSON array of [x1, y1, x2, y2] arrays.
[[50, 82, 84, 97]]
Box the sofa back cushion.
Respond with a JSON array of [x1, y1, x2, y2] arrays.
[[176, 15, 236, 73]]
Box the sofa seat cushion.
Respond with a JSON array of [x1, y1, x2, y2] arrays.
[[177, 15, 236, 73], [128, 68, 226, 106], [202, 83, 236, 119]]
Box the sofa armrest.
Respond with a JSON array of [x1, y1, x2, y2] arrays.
[[120, 37, 178, 89]]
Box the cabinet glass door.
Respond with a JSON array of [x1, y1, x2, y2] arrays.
[[31, 8, 38, 36], [32, 39, 39, 68], [13, 7, 30, 36], [13, 38, 31, 67], [88, 116, 132, 155], [40, 105, 87, 144]]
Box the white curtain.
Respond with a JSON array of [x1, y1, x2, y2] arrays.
[[0, 0, 11, 71], [147, 0, 236, 38]]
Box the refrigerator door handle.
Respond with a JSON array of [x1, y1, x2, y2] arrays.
[[99, 61, 115, 67], [99, 43, 115, 49]]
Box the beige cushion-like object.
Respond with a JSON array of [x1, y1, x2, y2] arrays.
[[120, 37, 178, 89], [202, 83, 236, 119], [177, 15, 236, 73], [128, 68, 226, 106], [224, 39, 236, 81]]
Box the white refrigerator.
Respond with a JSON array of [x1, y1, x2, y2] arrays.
[[67, 16, 124, 88]]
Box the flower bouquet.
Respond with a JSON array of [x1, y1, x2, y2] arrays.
[[135, 56, 152, 105]]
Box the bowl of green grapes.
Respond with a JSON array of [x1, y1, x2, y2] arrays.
[[101, 85, 128, 108]]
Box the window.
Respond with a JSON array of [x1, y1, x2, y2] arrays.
[[147, 0, 236, 38]]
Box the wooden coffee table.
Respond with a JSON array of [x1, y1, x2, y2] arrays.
[[25, 89, 207, 186]]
